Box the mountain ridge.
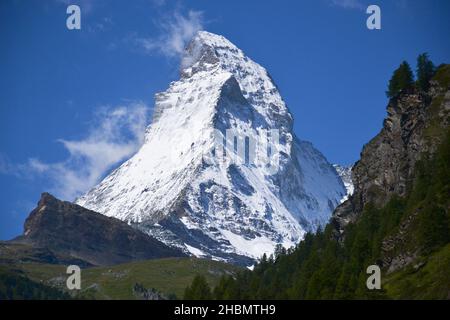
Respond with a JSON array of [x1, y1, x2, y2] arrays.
[[76, 31, 346, 265], [9, 192, 185, 266]]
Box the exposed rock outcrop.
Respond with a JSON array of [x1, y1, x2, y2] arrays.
[[11, 193, 185, 266], [332, 66, 450, 235]]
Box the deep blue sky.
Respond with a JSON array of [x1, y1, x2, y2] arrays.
[[1, 0, 449, 239]]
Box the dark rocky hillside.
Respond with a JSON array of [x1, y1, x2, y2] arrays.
[[7, 193, 185, 266]]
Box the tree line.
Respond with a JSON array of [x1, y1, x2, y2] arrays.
[[386, 53, 436, 98]]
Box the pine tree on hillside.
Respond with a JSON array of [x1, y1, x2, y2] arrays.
[[386, 61, 414, 98], [183, 274, 212, 300], [416, 53, 435, 91]]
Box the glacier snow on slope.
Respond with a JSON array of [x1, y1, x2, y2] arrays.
[[76, 31, 346, 265], [333, 164, 354, 203]]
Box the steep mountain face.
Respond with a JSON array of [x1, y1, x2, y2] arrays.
[[333, 164, 354, 202], [13, 193, 185, 266], [333, 68, 450, 235], [76, 31, 346, 265]]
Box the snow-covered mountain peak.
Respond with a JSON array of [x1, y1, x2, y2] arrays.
[[76, 31, 346, 265], [181, 31, 289, 124], [181, 31, 243, 74]]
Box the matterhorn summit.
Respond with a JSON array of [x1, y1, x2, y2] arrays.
[[76, 31, 346, 265]]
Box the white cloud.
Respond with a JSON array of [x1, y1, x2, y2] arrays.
[[24, 102, 150, 200], [136, 9, 204, 58], [330, 0, 365, 10]]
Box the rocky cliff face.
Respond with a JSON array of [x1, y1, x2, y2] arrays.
[[332, 65, 450, 236], [14, 193, 185, 266]]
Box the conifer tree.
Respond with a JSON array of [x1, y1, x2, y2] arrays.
[[183, 274, 212, 300], [416, 53, 435, 91], [386, 61, 414, 98]]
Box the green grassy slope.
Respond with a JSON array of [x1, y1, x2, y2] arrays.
[[2, 257, 240, 299], [384, 244, 450, 299]]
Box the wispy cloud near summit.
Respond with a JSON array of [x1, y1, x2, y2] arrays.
[[5, 103, 151, 200], [136, 9, 204, 58]]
